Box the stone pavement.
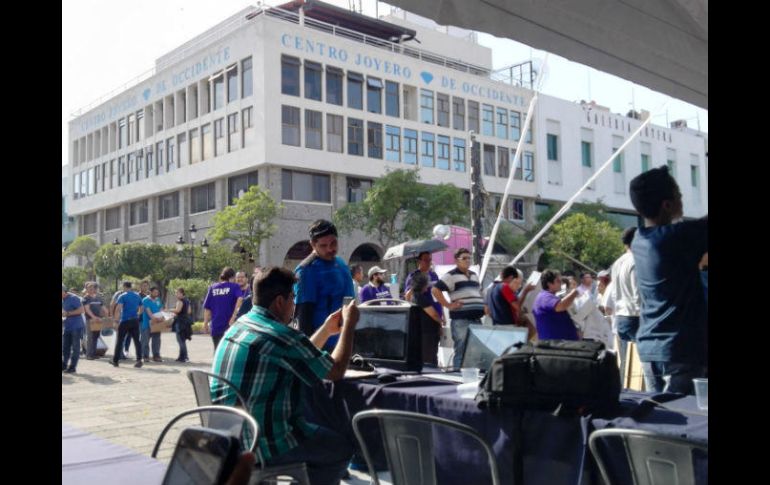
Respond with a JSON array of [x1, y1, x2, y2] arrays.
[[62, 332, 387, 484]]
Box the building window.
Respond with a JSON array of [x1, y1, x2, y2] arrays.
[[468, 101, 480, 133], [581, 141, 592, 167], [404, 129, 418, 165], [385, 125, 400, 162], [453, 138, 466, 172], [305, 110, 323, 150], [510, 111, 521, 141], [367, 122, 383, 159], [191, 182, 216, 213], [158, 192, 180, 220], [385, 81, 399, 117], [348, 118, 364, 156], [228, 171, 259, 205], [167, 138, 177, 172], [403, 85, 418, 121], [613, 149, 624, 173], [227, 113, 239, 152], [511, 198, 524, 221], [213, 73, 225, 111], [496, 108, 508, 139], [525, 127, 533, 144], [201, 123, 213, 160], [214, 118, 225, 156], [347, 72, 363, 109], [497, 146, 509, 178], [452, 97, 465, 131], [126, 154, 134, 184], [178, 133, 188, 166], [667, 159, 676, 177], [691, 165, 699, 187], [437, 135, 450, 170], [641, 153, 650, 172], [282, 170, 330, 203], [241, 57, 253, 98], [118, 118, 126, 149], [546, 134, 558, 161], [145, 149, 154, 178], [421, 132, 435, 167], [105, 207, 121, 231], [347, 177, 372, 203], [420, 89, 434, 124], [327, 114, 343, 153], [367, 77, 383, 114], [190, 129, 200, 164], [129, 200, 148, 226], [482, 104, 494, 136], [281, 55, 301, 96], [227, 64, 238, 103], [437, 93, 450, 128], [82, 213, 97, 234], [304, 61, 322, 101], [326, 66, 343, 106], [523, 151, 535, 182], [282, 105, 301, 146], [483, 144, 496, 176]]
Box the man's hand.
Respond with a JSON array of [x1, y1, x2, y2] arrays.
[[524, 283, 537, 292], [203, 322, 210, 334], [342, 299, 359, 329], [321, 308, 343, 336], [449, 301, 463, 311], [225, 452, 257, 485]]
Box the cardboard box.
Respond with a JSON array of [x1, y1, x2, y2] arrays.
[[89, 317, 114, 332], [150, 317, 174, 333]]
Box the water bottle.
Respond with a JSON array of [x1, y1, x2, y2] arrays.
[[390, 274, 399, 300]]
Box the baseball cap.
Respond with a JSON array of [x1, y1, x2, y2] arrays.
[[368, 266, 387, 278]]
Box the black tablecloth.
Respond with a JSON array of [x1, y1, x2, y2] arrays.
[[62, 423, 167, 485]]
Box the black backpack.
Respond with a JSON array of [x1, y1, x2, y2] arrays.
[[475, 339, 621, 416]]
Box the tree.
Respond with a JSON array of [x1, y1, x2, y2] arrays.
[[334, 168, 468, 250], [543, 213, 624, 272], [62, 267, 89, 292], [208, 185, 282, 263], [168, 278, 210, 321], [63, 236, 100, 279]]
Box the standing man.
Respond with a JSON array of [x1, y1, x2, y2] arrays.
[[294, 220, 355, 351], [82, 282, 107, 360], [349, 265, 364, 304], [358, 266, 391, 304], [62, 284, 85, 373], [532, 270, 580, 340], [141, 286, 164, 363], [235, 271, 253, 319], [577, 272, 597, 300], [111, 281, 144, 368], [203, 267, 244, 352], [431, 248, 485, 369], [484, 266, 537, 338], [610, 227, 641, 385], [629, 167, 707, 394]]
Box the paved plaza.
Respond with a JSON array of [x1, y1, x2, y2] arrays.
[[62, 332, 382, 484]]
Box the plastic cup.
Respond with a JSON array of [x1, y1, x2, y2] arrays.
[[693, 378, 708, 411], [461, 367, 480, 383]]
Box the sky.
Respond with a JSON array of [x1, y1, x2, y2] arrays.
[[62, 0, 708, 166]]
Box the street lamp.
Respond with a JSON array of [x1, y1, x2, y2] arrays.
[[176, 224, 208, 276], [113, 238, 120, 291]]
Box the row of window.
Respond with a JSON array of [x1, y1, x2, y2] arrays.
[[72, 108, 254, 200], [73, 57, 254, 166], [281, 55, 532, 143]]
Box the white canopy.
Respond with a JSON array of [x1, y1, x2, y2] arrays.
[[388, 0, 707, 108]]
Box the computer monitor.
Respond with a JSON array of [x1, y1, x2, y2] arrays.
[[461, 325, 529, 372], [353, 302, 423, 372]]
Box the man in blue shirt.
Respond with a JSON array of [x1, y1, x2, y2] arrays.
[[141, 286, 164, 362], [629, 166, 707, 394], [294, 220, 355, 351], [62, 284, 85, 373], [111, 281, 144, 368]]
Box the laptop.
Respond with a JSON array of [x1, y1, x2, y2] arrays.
[[423, 325, 529, 383]]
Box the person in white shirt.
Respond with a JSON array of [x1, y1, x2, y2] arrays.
[[610, 227, 641, 386]]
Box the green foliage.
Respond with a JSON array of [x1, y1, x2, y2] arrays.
[[94, 244, 124, 281], [334, 168, 468, 248], [208, 185, 282, 261], [168, 278, 210, 302], [62, 267, 89, 292], [191, 243, 243, 282], [543, 213, 624, 272], [496, 224, 529, 255], [191, 321, 205, 334], [63, 236, 100, 278]]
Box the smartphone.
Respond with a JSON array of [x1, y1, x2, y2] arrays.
[[343, 296, 354, 307], [162, 427, 240, 485]]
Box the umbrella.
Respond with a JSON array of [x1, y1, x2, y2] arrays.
[[383, 239, 449, 260]]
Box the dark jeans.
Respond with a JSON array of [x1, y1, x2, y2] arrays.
[[63, 328, 83, 370], [86, 329, 100, 357], [212, 334, 223, 353], [140, 328, 161, 358], [113, 319, 142, 364], [176, 331, 188, 360], [642, 361, 706, 394], [266, 426, 354, 485]]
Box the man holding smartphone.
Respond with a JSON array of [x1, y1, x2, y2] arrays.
[[532, 270, 581, 340], [212, 267, 359, 485]]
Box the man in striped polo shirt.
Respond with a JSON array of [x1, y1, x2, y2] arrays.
[[211, 266, 359, 485], [432, 248, 486, 369]]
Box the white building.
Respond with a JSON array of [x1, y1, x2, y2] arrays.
[[66, 1, 707, 268]]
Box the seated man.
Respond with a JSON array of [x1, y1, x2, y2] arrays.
[[211, 267, 359, 485]]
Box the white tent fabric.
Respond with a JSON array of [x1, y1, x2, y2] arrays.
[[388, 0, 707, 108]]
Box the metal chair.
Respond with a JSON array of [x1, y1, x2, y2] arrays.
[[186, 369, 310, 485], [352, 409, 501, 485], [589, 428, 708, 485]]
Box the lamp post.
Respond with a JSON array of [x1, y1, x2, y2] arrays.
[[113, 238, 120, 292], [176, 224, 209, 277]]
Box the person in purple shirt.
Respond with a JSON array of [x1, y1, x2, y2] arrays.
[[359, 266, 392, 304], [203, 267, 244, 352], [532, 270, 580, 340], [404, 251, 443, 323]]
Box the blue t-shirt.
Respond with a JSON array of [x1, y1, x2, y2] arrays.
[[116, 291, 143, 323], [62, 293, 85, 332], [141, 296, 163, 330], [294, 255, 355, 349], [532, 291, 578, 340], [632, 219, 708, 365]]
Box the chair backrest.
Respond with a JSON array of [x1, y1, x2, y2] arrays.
[[152, 405, 258, 458], [187, 369, 248, 428], [352, 409, 501, 485], [589, 428, 708, 485]]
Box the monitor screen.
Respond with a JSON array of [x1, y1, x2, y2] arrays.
[[461, 325, 529, 371], [353, 308, 410, 361]]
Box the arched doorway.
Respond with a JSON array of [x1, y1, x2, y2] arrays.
[[348, 243, 382, 262], [283, 241, 313, 269]]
